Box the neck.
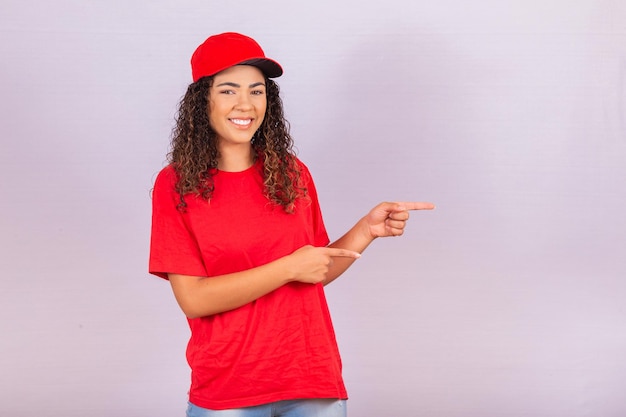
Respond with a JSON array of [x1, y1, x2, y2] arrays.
[[217, 145, 255, 172]]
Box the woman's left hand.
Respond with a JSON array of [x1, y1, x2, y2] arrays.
[[365, 201, 435, 238]]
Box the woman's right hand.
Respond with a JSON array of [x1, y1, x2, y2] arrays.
[[285, 245, 361, 284]]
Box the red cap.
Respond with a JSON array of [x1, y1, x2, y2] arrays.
[[190, 32, 283, 82]]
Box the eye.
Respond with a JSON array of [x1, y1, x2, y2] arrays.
[[219, 89, 235, 95], [251, 90, 265, 96]]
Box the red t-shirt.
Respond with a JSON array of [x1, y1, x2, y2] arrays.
[[149, 157, 347, 409]]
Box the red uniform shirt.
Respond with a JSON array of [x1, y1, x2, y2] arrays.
[[149, 158, 347, 409]]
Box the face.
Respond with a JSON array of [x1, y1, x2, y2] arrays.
[[208, 65, 267, 152]]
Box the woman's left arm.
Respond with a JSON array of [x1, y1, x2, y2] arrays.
[[324, 201, 435, 285]]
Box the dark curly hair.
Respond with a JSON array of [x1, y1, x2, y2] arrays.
[[167, 75, 306, 213]]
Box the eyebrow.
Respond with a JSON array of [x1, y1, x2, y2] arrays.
[[215, 81, 266, 88]]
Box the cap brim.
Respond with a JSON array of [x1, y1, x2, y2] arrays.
[[240, 58, 283, 78]]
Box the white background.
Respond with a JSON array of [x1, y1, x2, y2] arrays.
[[1, 1, 625, 416]]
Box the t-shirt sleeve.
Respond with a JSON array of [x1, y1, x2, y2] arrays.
[[299, 161, 330, 247], [148, 166, 207, 280]]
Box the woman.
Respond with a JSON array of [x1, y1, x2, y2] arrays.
[[149, 32, 434, 417]]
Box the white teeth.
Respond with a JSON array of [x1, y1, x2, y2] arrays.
[[231, 119, 252, 126]]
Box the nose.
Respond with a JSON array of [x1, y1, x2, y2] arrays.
[[235, 93, 253, 111]]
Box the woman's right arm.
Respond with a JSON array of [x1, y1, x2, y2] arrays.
[[168, 245, 360, 318]]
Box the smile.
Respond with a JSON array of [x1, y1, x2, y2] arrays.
[[230, 118, 252, 126]]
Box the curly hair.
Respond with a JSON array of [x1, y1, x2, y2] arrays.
[[167, 75, 306, 213]]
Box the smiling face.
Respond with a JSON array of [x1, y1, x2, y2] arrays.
[[208, 65, 267, 156]]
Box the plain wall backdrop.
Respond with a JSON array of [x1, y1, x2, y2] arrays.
[[1, 1, 625, 416]]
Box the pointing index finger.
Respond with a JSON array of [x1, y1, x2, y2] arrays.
[[395, 202, 436, 211]]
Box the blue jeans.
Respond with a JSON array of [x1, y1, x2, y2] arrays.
[[186, 399, 347, 417]]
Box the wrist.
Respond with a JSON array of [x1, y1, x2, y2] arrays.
[[274, 252, 297, 284], [358, 216, 378, 242]]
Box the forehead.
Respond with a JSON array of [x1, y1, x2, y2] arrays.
[[212, 65, 265, 83]]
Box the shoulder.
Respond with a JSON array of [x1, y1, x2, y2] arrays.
[[154, 164, 178, 186], [152, 165, 179, 200], [295, 157, 321, 188], [293, 156, 312, 177]]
